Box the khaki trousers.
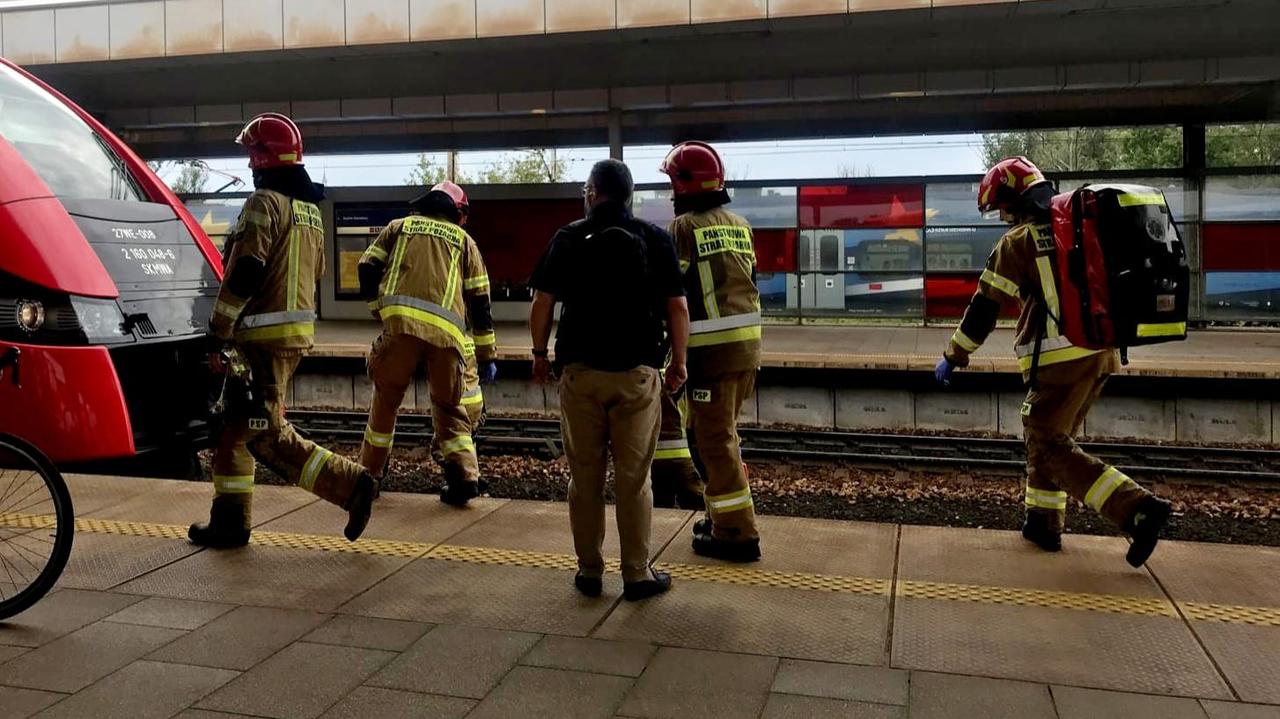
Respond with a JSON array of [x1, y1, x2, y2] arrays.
[[1023, 352, 1149, 532], [360, 333, 477, 482], [211, 345, 367, 529], [651, 387, 705, 509], [559, 364, 661, 583], [688, 370, 758, 542], [432, 341, 485, 460]]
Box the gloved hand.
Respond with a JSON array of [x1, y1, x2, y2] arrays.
[[205, 334, 230, 375], [479, 361, 498, 385], [934, 356, 956, 386]]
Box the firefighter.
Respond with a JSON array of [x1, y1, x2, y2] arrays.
[[358, 181, 497, 507], [935, 156, 1171, 568], [191, 113, 378, 548], [659, 141, 762, 562]]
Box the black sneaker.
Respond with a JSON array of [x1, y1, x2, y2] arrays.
[[343, 473, 379, 542], [574, 572, 603, 598], [1021, 515, 1062, 553], [692, 534, 761, 563], [623, 570, 672, 602], [1125, 496, 1172, 568], [187, 522, 250, 549]]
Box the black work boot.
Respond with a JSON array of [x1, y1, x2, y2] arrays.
[[1021, 513, 1063, 553], [692, 532, 761, 563], [624, 569, 672, 602], [343, 472, 379, 542], [651, 480, 677, 509], [574, 572, 603, 598], [1125, 496, 1172, 568], [692, 516, 712, 536], [188, 498, 251, 549], [440, 463, 484, 507]]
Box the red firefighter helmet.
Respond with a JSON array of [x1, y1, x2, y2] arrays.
[[430, 181, 470, 224], [236, 113, 303, 170], [978, 156, 1049, 214], [659, 141, 726, 197]]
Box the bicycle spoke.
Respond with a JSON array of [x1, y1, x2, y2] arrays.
[[0, 537, 43, 578], [0, 483, 48, 518], [0, 470, 36, 511], [7, 493, 56, 516]]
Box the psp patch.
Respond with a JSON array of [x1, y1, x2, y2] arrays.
[[692, 389, 712, 403], [248, 418, 270, 431]]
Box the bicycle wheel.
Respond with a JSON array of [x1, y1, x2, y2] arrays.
[[0, 434, 74, 620]]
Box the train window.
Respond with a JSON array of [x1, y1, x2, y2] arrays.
[[818, 233, 841, 272], [925, 183, 1004, 226], [798, 232, 813, 272], [798, 184, 924, 229], [0, 64, 144, 203], [727, 186, 797, 228], [844, 229, 923, 272], [923, 226, 1005, 272], [756, 272, 794, 314], [1204, 176, 1280, 221]]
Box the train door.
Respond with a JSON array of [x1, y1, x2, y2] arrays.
[[790, 231, 814, 309], [795, 230, 845, 311]]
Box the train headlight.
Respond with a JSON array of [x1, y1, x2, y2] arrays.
[[69, 297, 127, 343], [15, 300, 44, 333]]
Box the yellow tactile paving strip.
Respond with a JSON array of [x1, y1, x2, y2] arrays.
[[5, 510, 1279, 626]]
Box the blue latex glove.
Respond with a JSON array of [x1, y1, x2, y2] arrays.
[[479, 361, 498, 385], [934, 356, 956, 386]]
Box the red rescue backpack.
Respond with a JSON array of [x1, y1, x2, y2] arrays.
[[1049, 184, 1191, 358]]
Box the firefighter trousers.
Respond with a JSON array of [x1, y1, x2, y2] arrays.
[[689, 369, 758, 542], [558, 364, 661, 583], [210, 345, 368, 529], [1022, 351, 1149, 533], [651, 386, 705, 509], [360, 332, 478, 483], [432, 340, 485, 462]]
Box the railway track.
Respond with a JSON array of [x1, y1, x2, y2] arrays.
[[290, 410, 1280, 484]]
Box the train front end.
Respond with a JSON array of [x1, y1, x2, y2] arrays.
[[0, 59, 222, 465]]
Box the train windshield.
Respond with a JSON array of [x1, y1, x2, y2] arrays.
[[0, 63, 143, 203]]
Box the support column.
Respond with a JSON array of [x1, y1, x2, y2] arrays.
[[608, 109, 624, 161]]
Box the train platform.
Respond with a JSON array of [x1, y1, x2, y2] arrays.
[[2, 474, 1278, 718], [311, 321, 1280, 380]]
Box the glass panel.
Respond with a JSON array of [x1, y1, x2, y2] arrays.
[[1203, 272, 1280, 320], [818, 233, 841, 271], [797, 232, 814, 272], [1202, 223, 1280, 271], [726, 186, 797, 228], [332, 203, 407, 298], [925, 274, 1020, 320], [0, 63, 143, 202], [799, 272, 924, 318], [1204, 176, 1280, 221], [924, 226, 1005, 272], [1065, 177, 1195, 221], [1206, 123, 1280, 169], [926, 182, 1003, 226], [754, 229, 797, 273], [632, 189, 674, 226], [183, 196, 248, 252], [798, 184, 924, 229], [979, 126, 1182, 172], [757, 272, 796, 314], [468, 198, 584, 300], [844, 228, 923, 272]]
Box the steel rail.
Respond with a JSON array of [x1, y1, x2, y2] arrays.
[[289, 410, 1280, 483]]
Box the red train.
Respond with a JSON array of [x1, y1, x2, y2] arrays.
[[0, 58, 221, 465]]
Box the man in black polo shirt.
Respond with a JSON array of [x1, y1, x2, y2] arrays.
[[529, 159, 690, 602]]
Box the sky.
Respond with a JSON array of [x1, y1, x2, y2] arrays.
[[173, 134, 991, 192]]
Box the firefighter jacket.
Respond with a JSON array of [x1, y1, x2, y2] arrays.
[[669, 207, 762, 376], [210, 189, 323, 350], [945, 221, 1107, 381], [359, 214, 496, 362]]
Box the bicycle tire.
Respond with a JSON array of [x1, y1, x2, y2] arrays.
[[0, 434, 74, 620]]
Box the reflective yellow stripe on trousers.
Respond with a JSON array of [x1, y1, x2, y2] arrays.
[[654, 439, 692, 461], [1025, 486, 1068, 511], [439, 435, 475, 457], [214, 474, 254, 495], [461, 387, 484, 406], [299, 447, 334, 492], [364, 425, 394, 449], [1085, 466, 1137, 512], [707, 487, 753, 515]]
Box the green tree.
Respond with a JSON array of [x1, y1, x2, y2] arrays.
[[148, 160, 210, 194], [983, 123, 1280, 172], [1206, 123, 1280, 167], [473, 149, 567, 184], [405, 154, 449, 185]]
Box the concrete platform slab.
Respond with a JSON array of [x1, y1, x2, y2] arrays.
[[1176, 398, 1274, 444], [1147, 540, 1280, 608], [63, 474, 169, 516], [758, 386, 834, 428], [1202, 701, 1280, 719], [257, 490, 506, 544], [907, 672, 1057, 719], [616, 646, 778, 719], [1086, 396, 1177, 442], [1051, 685, 1212, 719], [480, 379, 549, 415], [0, 620, 185, 693], [293, 373, 356, 410], [103, 597, 236, 631], [117, 543, 409, 612], [467, 665, 633, 719], [367, 624, 540, 699], [319, 687, 475, 719], [1188, 622, 1280, 705], [145, 605, 328, 672], [760, 693, 905, 719], [196, 642, 395, 719], [771, 659, 909, 706], [891, 598, 1232, 699], [835, 388, 914, 432], [84, 479, 317, 528], [915, 392, 998, 433], [0, 589, 142, 648], [338, 558, 616, 635], [520, 636, 656, 677], [56, 534, 202, 592], [301, 615, 432, 652], [32, 660, 239, 719], [997, 391, 1026, 438], [0, 686, 65, 718], [447, 500, 691, 560]]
